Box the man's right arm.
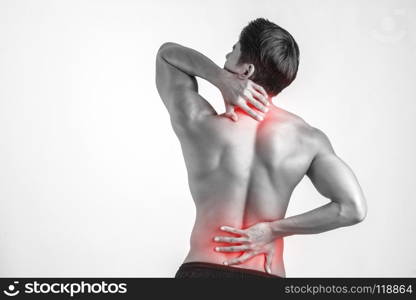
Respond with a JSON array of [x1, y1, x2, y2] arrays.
[[269, 128, 367, 238]]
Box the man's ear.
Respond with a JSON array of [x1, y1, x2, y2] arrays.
[[238, 64, 255, 79]]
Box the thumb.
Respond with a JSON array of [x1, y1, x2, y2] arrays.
[[265, 251, 273, 274], [225, 104, 238, 122]]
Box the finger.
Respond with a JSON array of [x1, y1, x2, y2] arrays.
[[250, 87, 269, 106], [265, 251, 273, 274], [224, 251, 258, 266], [238, 101, 264, 121], [251, 82, 268, 99], [213, 236, 249, 243], [225, 104, 238, 122], [220, 225, 247, 236], [215, 245, 251, 252], [244, 93, 268, 113]]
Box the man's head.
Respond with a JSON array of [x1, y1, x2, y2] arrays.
[[224, 18, 300, 97]]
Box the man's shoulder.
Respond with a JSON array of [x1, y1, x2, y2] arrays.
[[271, 107, 311, 133], [271, 107, 327, 147]]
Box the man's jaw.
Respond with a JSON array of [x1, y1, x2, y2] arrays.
[[223, 66, 238, 75]]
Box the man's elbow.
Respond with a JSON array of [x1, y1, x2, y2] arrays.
[[349, 201, 367, 224], [339, 197, 367, 225], [157, 42, 179, 58]]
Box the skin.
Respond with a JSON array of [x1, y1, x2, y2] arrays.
[[155, 41, 367, 277]]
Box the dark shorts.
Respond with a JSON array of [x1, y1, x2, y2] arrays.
[[175, 262, 282, 279]]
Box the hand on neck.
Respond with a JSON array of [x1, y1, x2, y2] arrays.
[[234, 101, 273, 121]]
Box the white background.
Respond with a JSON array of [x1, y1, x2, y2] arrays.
[[0, 0, 415, 277]]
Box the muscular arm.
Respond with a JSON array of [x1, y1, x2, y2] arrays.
[[156, 43, 217, 133], [270, 128, 367, 238], [158, 42, 225, 90], [156, 43, 267, 125]]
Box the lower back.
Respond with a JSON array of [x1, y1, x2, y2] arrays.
[[182, 166, 290, 277]]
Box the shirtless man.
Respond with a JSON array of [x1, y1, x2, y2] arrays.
[[155, 18, 367, 278]]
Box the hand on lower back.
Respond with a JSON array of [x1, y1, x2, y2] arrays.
[[213, 222, 277, 274]]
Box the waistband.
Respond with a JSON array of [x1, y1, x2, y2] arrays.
[[178, 261, 282, 278]]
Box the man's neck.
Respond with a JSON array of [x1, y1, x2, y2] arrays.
[[234, 102, 275, 120]]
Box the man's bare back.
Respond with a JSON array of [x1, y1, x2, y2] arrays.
[[179, 105, 316, 277], [156, 19, 366, 278]]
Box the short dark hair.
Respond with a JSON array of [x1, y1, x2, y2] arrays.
[[238, 18, 300, 96]]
